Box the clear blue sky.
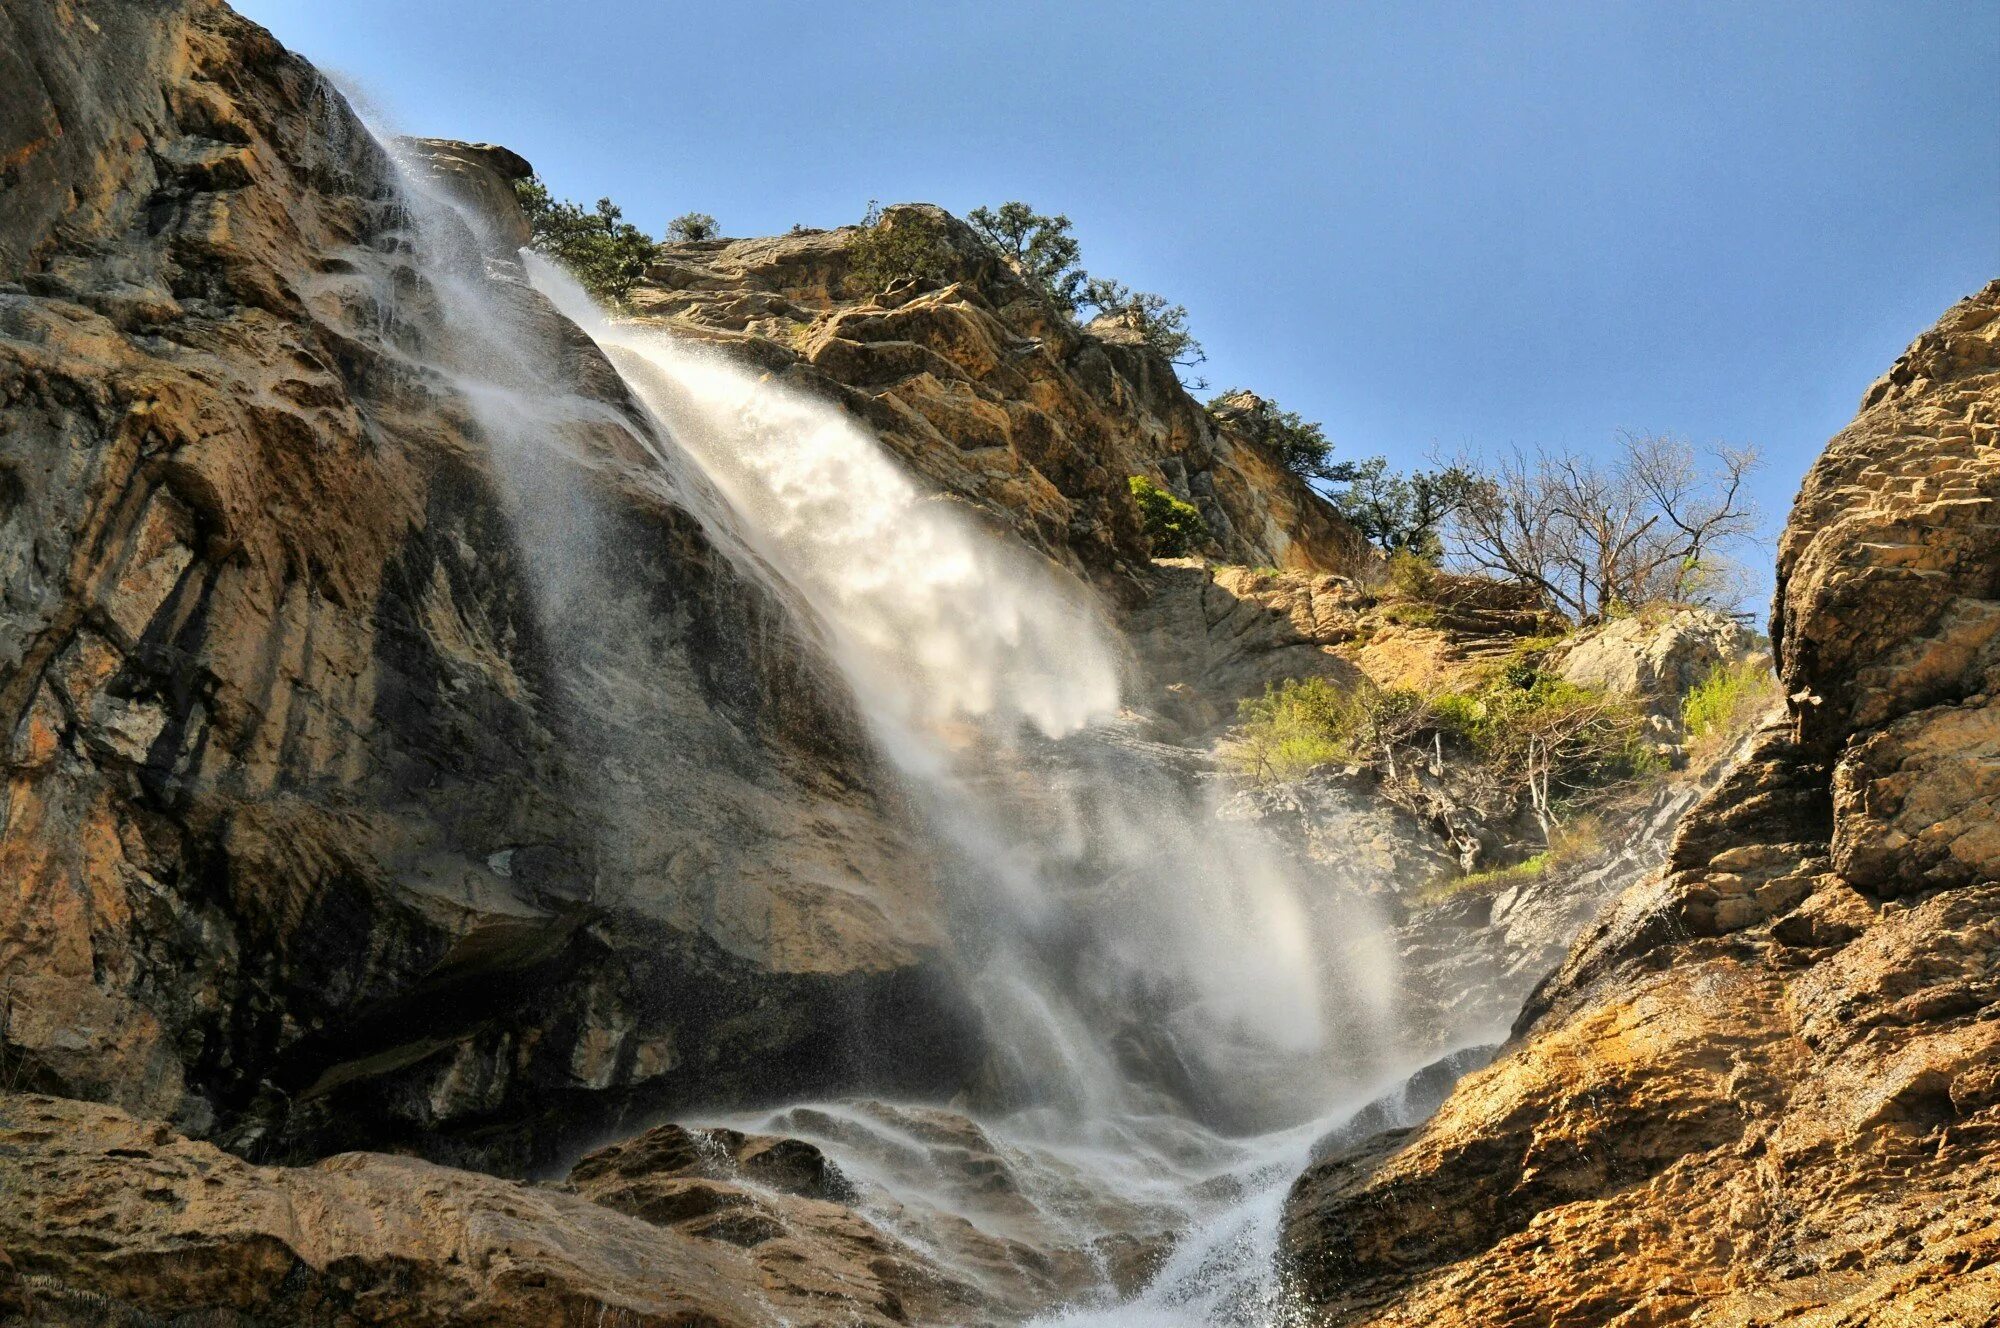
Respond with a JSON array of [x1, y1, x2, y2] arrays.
[[239, 0, 1998, 611]]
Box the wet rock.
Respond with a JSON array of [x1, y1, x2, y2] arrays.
[[0, 0, 976, 1170]]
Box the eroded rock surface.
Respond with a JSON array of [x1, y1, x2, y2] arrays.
[[1282, 280, 2000, 1324], [0, 0, 975, 1171]]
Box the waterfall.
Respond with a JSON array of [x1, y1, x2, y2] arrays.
[[364, 129, 1407, 1322], [530, 276, 1401, 1131]]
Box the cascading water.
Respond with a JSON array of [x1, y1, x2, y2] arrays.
[[362, 123, 1420, 1323]]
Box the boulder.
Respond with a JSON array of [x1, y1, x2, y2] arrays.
[[1555, 606, 1759, 716]]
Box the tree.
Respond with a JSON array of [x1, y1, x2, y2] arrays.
[[514, 176, 657, 304], [1084, 278, 1205, 377], [1324, 458, 1482, 561], [967, 202, 1087, 312], [667, 211, 718, 241], [1448, 433, 1760, 621], [846, 201, 956, 295]]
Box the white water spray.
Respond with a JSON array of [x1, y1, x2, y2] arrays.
[[357, 122, 1407, 1320]]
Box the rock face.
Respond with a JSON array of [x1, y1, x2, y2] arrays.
[[629, 211, 1369, 595], [0, 0, 979, 1172], [1554, 606, 1758, 717], [1282, 280, 2000, 1323], [0, 1091, 830, 1327]]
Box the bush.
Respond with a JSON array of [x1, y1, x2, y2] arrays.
[[847, 202, 956, 295], [1231, 664, 1660, 820], [514, 176, 657, 305], [667, 212, 719, 241], [1086, 278, 1205, 375], [1128, 475, 1209, 556], [1682, 656, 1775, 744]]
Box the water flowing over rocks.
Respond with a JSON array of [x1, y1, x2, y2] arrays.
[[1281, 279, 2000, 1325], [5, 2, 1997, 1326]]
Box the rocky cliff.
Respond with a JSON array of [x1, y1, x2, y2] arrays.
[[629, 213, 1367, 596], [0, 0, 984, 1174], [1282, 279, 2000, 1323]]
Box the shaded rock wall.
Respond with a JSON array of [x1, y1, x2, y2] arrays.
[[0, 0, 978, 1172], [1282, 280, 2000, 1324]]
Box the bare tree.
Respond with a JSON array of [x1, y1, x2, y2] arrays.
[[1448, 432, 1759, 622]]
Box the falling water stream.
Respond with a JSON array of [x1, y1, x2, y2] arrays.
[[362, 130, 1453, 1325]]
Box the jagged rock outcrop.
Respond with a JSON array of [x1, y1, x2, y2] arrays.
[[1282, 280, 2000, 1324], [0, 0, 980, 1171], [627, 212, 1369, 595]]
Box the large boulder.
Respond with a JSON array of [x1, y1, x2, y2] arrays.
[[1554, 606, 1759, 716]]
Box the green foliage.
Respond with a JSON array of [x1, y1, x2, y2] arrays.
[[1230, 677, 1392, 780], [667, 211, 719, 241], [1681, 656, 1775, 744], [1208, 391, 1336, 481], [968, 202, 1087, 313], [1127, 475, 1209, 556], [1231, 664, 1660, 804], [847, 202, 956, 295], [1085, 278, 1205, 375], [514, 176, 656, 305], [1385, 550, 1441, 600], [1323, 458, 1481, 560]]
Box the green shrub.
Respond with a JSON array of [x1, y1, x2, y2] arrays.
[[667, 211, 719, 241], [1230, 677, 1380, 780], [515, 176, 657, 304], [1682, 656, 1775, 743], [1386, 550, 1441, 600], [1127, 475, 1209, 556], [1207, 391, 1336, 482], [847, 202, 955, 295]]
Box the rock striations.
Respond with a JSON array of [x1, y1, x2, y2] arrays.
[[0, 0, 975, 1174], [1281, 279, 2000, 1324]]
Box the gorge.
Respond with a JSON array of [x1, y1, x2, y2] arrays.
[[2, 3, 1998, 1325]]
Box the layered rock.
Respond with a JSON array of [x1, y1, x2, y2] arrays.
[[1281, 280, 2000, 1323], [626, 211, 1369, 595], [0, 0, 978, 1171]]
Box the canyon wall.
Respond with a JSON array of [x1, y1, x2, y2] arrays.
[[1283, 278, 2000, 1325]]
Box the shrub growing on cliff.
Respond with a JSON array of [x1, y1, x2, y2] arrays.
[[1231, 665, 1659, 833], [667, 211, 719, 241], [514, 176, 656, 304], [1207, 391, 1338, 482], [1085, 278, 1205, 377], [1325, 458, 1481, 561], [1681, 656, 1776, 748], [968, 202, 1087, 313], [847, 202, 956, 295], [1127, 475, 1209, 556]]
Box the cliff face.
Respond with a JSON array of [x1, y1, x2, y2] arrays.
[[0, 0, 979, 1172], [629, 213, 1368, 596], [1282, 280, 2000, 1323]]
